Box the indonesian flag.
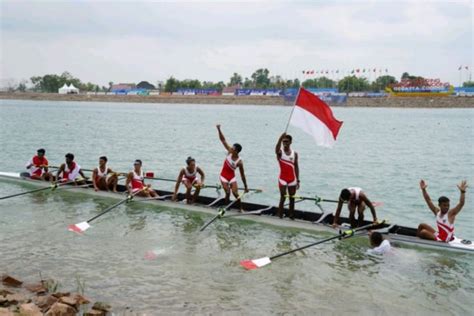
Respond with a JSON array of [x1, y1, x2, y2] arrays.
[[289, 88, 343, 147]]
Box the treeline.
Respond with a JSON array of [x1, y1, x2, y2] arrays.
[[4, 69, 470, 94], [29, 72, 106, 93]]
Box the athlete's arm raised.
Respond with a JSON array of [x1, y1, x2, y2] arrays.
[[275, 133, 286, 157], [216, 124, 232, 152], [420, 180, 439, 216], [449, 180, 467, 219]]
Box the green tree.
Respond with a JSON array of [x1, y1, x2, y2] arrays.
[[243, 77, 253, 88], [251, 68, 270, 89], [462, 81, 474, 87], [338, 76, 370, 92], [302, 76, 335, 89], [371, 75, 397, 91], [164, 77, 179, 92], [291, 78, 300, 89], [228, 73, 243, 86]]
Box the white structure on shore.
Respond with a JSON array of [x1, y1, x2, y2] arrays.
[[58, 84, 79, 94]]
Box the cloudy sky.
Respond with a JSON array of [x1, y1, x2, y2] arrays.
[[1, 0, 472, 86]]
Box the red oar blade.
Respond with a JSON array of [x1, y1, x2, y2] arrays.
[[373, 202, 384, 207], [67, 221, 90, 234], [240, 257, 271, 270]]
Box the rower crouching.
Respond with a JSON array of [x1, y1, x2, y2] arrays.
[[92, 156, 118, 192], [125, 159, 158, 198], [172, 156, 205, 203], [333, 187, 377, 228]]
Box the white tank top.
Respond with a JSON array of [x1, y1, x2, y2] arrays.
[[348, 187, 362, 201], [280, 149, 295, 163], [97, 165, 108, 177], [184, 166, 197, 178], [133, 170, 143, 181]]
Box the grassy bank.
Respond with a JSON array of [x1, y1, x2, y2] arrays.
[[1, 92, 473, 108]]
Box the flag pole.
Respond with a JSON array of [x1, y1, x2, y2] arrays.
[[284, 86, 301, 133]]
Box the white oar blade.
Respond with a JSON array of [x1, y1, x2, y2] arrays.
[[373, 201, 384, 207], [67, 221, 90, 234], [240, 257, 271, 270]]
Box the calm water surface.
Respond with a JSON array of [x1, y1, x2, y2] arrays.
[[0, 100, 473, 315]]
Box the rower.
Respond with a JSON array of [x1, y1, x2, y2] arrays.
[[368, 231, 392, 255], [332, 187, 377, 228], [417, 179, 467, 242], [25, 148, 53, 181], [172, 156, 205, 203], [55, 153, 87, 183], [216, 124, 249, 211], [125, 159, 158, 198], [275, 133, 299, 220], [92, 156, 118, 192]]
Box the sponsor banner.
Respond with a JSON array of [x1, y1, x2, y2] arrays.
[[176, 89, 220, 95]]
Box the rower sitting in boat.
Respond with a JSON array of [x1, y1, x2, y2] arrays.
[[417, 180, 467, 242], [25, 148, 53, 181], [368, 231, 392, 255], [216, 124, 249, 211], [55, 153, 87, 184], [92, 156, 118, 192], [275, 132, 299, 220], [125, 159, 158, 198], [332, 187, 378, 228], [172, 156, 205, 203]]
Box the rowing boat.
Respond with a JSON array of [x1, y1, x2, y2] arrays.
[[0, 171, 472, 254]]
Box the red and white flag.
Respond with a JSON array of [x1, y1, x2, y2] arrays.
[[289, 88, 343, 147]]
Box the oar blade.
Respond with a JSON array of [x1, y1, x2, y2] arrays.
[[240, 257, 271, 270], [67, 221, 90, 234]]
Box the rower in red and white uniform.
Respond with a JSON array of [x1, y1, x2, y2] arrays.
[[217, 124, 248, 208], [92, 156, 119, 192], [275, 133, 299, 219], [125, 159, 158, 198], [55, 153, 87, 183], [172, 156, 205, 203], [417, 179, 467, 242], [333, 187, 377, 228], [25, 148, 53, 181]]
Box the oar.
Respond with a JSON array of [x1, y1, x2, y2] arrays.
[[287, 195, 383, 207], [67, 188, 145, 233], [0, 179, 79, 201], [240, 221, 384, 270], [199, 191, 257, 232]]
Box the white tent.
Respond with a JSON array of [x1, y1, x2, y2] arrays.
[[58, 83, 80, 94], [58, 84, 69, 94], [68, 84, 79, 94]]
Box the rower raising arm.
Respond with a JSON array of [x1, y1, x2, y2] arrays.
[[420, 179, 439, 216], [217, 124, 233, 153]]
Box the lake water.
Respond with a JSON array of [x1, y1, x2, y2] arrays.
[[0, 100, 473, 315]]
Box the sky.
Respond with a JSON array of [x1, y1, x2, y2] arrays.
[[0, 0, 473, 87]]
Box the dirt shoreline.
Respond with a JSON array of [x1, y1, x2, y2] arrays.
[[1, 92, 473, 108]]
